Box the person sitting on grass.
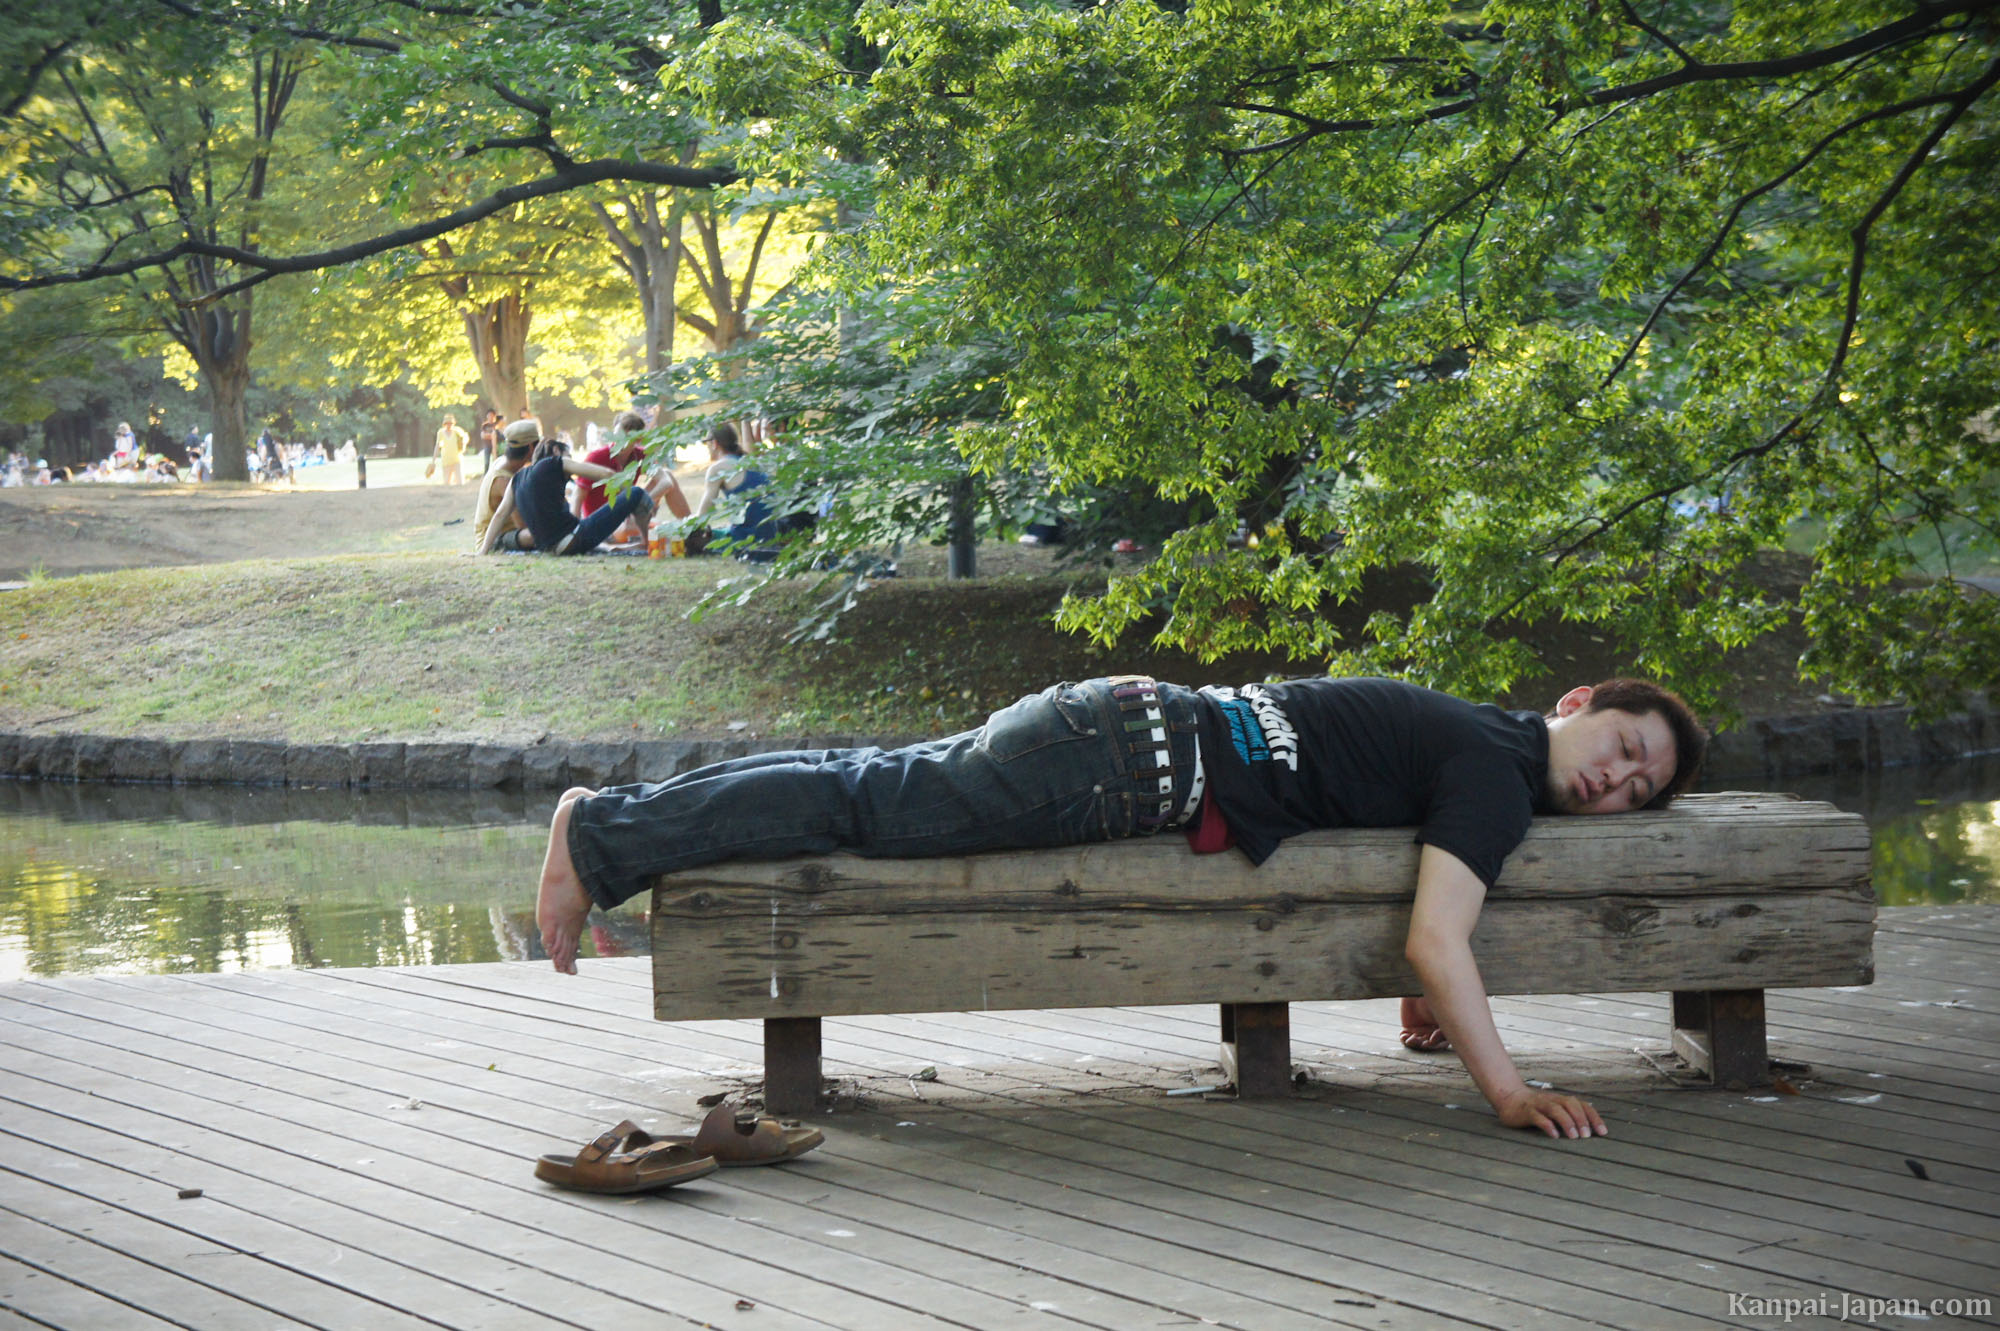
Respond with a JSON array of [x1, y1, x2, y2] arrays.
[[682, 420, 777, 556], [532, 674, 1705, 1139], [576, 410, 691, 544], [478, 426, 683, 557], [473, 422, 537, 550]]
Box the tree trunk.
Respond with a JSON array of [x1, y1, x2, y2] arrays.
[[186, 301, 254, 482], [635, 207, 682, 377], [947, 473, 978, 580], [205, 357, 253, 481], [460, 290, 532, 417]]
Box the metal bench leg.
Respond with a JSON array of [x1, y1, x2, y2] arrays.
[[764, 1016, 822, 1116], [1671, 989, 1769, 1086], [1219, 1001, 1292, 1098]]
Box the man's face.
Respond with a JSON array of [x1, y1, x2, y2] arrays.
[[1544, 687, 1678, 815]]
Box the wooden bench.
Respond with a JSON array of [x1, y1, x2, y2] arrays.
[[650, 793, 1873, 1115]]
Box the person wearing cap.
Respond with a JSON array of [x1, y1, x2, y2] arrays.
[[477, 421, 684, 556], [473, 419, 542, 549], [532, 674, 1707, 1139]]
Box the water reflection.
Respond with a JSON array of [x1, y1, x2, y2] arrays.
[[1740, 757, 2000, 907], [0, 780, 651, 981], [3, 757, 1997, 979]]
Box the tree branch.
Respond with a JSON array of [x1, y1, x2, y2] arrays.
[[737, 208, 780, 312], [1338, 125, 1551, 384], [1599, 81, 1978, 392], [0, 157, 740, 300], [490, 81, 553, 118], [1219, 1, 1993, 156], [1219, 95, 1478, 157], [1490, 53, 2000, 625], [148, 0, 401, 53], [1821, 56, 2000, 392], [1616, 0, 1704, 68], [3, 36, 78, 120]]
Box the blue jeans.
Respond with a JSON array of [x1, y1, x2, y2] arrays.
[[568, 679, 1203, 909], [561, 487, 652, 556]]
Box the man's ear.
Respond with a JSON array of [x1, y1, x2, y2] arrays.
[[1552, 685, 1594, 719]]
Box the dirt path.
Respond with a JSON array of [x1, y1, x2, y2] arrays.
[[0, 480, 477, 582]]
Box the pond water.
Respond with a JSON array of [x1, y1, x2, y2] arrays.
[[3, 760, 1998, 980]]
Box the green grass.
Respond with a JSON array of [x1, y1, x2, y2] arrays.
[[0, 551, 1310, 744], [0, 544, 1837, 745]]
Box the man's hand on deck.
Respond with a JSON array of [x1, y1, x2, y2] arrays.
[[1406, 844, 1612, 1140], [1495, 1086, 1607, 1139]]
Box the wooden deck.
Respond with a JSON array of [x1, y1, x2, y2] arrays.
[[1, 905, 1994, 1331]]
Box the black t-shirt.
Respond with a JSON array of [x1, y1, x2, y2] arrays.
[[1194, 677, 1551, 887], [511, 455, 579, 550]]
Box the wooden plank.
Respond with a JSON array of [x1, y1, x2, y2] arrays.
[[1669, 989, 1769, 1085], [390, 975, 2000, 1303], [764, 1016, 823, 1116], [909, 1099, 1829, 1329], [0, 1169, 445, 1331], [650, 888, 1874, 1019], [830, 1109, 1696, 1331], [0, 990, 1385, 1331], [0, 1007, 1118, 1331], [0, 1235, 219, 1331], [651, 798, 1872, 1018], [951, 999, 2000, 1254], [653, 799, 1871, 917], [13, 957, 2000, 1331], [1140, 1095, 2000, 1303], [835, 1003, 2000, 1239], [3, 971, 1752, 1319], [1490, 993, 2000, 1106], [1441, 986, 2000, 1102], [0, 1007, 1128, 1327], [0, 1003, 1477, 1331], [1220, 1001, 1292, 1097], [1283, 994, 2000, 1145]]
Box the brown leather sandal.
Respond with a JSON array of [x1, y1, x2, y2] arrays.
[[671, 1103, 825, 1166], [533, 1120, 719, 1194]]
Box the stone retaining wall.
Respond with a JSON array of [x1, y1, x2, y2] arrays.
[[1, 696, 1993, 789], [1701, 695, 1997, 780]]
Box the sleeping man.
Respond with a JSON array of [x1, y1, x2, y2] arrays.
[[532, 674, 1705, 1138]]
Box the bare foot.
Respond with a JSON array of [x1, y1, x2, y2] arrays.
[[1400, 995, 1453, 1052], [537, 786, 597, 975]]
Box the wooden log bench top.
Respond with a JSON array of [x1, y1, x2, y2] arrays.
[[649, 793, 1874, 1115]]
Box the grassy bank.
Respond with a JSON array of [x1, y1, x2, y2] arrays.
[[0, 548, 1823, 745], [0, 551, 1286, 744]]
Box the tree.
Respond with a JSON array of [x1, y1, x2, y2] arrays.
[[652, 268, 1038, 631], [828, 0, 2000, 712], [592, 179, 820, 376], [1, 5, 333, 477], [594, 186, 691, 377], [0, 1, 737, 311]]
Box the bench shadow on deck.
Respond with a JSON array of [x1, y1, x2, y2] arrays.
[[0, 906, 1994, 1331]]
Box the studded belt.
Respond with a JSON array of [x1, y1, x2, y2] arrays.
[[1105, 675, 1205, 832]]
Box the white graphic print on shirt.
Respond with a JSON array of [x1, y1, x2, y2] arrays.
[[1201, 684, 1300, 772]]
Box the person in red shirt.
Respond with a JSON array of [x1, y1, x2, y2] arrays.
[[573, 411, 690, 541]]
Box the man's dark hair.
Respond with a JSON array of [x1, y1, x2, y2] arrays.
[[1584, 678, 1708, 808], [613, 410, 647, 435], [708, 420, 741, 455]]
